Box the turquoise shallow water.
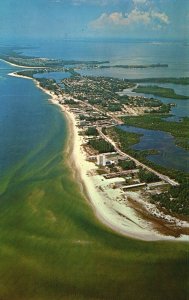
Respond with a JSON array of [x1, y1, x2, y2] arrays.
[[0, 60, 67, 194]]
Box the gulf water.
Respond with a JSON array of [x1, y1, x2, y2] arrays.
[[0, 59, 67, 194]]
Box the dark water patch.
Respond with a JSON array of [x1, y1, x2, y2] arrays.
[[120, 125, 189, 173], [34, 71, 70, 83]]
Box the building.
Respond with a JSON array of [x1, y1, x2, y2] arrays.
[[97, 154, 106, 166]]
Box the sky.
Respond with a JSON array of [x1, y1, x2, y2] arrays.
[[0, 0, 188, 41]]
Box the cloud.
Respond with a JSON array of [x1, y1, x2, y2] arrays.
[[90, 8, 169, 29], [152, 11, 169, 24]]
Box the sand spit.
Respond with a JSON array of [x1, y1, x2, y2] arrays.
[[8, 70, 189, 242], [0, 58, 45, 69]]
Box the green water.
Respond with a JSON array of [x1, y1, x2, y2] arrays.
[[0, 62, 188, 300]]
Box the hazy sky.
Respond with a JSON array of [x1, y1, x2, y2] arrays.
[[0, 0, 188, 40]]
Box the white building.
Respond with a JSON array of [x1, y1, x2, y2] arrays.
[[97, 154, 106, 166]]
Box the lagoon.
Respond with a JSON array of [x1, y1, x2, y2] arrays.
[[34, 71, 70, 83], [120, 125, 189, 173]]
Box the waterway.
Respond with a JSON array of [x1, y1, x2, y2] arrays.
[[120, 125, 189, 173]]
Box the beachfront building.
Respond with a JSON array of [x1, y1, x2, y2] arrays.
[[97, 154, 106, 166]]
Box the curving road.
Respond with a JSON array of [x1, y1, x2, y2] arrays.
[[97, 127, 179, 187]]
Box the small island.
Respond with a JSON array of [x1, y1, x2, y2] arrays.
[[99, 63, 169, 69], [128, 77, 189, 85], [133, 85, 189, 99]]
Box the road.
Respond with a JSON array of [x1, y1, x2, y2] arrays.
[[97, 127, 179, 187]]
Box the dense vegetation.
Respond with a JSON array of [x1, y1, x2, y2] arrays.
[[151, 182, 189, 215], [64, 99, 78, 105], [122, 114, 189, 150], [1, 52, 109, 67], [118, 159, 136, 170], [119, 94, 171, 113], [37, 78, 59, 94], [103, 126, 141, 149], [17, 70, 36, 78], [107, 103, 123, 111], [88, 138, 114, 153], [79, 114, 106, 122], [99, 63, 168, 69], [88, 98, 102, 105], [85, 127, 98, 136], [133, 85, 188, 99], [128, 77, 189, 85], [138, 168, 159, 183]]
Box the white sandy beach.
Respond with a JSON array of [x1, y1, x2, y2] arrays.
[[66, 109, 189, 241], [8, 69, 189, 242]]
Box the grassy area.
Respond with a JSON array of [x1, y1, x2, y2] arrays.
[[118, 159, 136, 170], [104, 126, 141, 149], [133, 85, 189, 99], [88, 138, 114, 153], [122, 114, 189, 150], [151, 185, 189, 215], [85, 127, 98, 136]]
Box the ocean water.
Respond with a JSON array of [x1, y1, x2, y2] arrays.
[[0, 59, 67, 193]]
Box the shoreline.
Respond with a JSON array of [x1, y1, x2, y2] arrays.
[[61, 103, 189, 241], [0, 58, 46, 69], [8, 70, 189, 241]]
